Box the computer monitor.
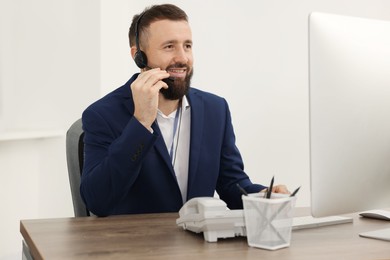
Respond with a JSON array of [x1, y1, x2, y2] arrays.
[[309, 12, 390, 218]]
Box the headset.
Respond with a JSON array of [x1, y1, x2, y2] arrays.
[[133, 11, 182, 143], [133, 11, 174, 83], [134, 12, 148, 69]]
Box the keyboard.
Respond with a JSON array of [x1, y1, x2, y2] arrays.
[[292, 215, 353, 230]]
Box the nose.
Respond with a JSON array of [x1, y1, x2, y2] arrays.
[[173, 46, 190, 65]]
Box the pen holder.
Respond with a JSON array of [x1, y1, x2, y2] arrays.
[[242, 193, 296, 250]]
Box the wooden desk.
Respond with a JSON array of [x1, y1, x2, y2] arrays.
[[20, 208, 390, 260]]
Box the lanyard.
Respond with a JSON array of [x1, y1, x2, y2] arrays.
[[169, 106, 182, 162]]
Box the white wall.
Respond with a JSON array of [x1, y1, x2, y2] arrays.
[[0, 0, 100, 259], [1, 0, 390, 259]]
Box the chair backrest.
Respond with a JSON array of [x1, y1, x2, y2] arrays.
[[66, 118, 90, 217]]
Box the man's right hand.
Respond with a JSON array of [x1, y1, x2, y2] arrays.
[[131, 68, 170, 131]]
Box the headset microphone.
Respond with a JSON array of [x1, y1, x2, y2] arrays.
[[143, 63, 174, 83]]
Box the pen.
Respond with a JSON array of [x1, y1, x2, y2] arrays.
[[236, 183, 248, 196], [290, 186, 301, 197], [266, 176, 274, 199]]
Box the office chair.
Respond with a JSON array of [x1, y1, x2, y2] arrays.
[[66, 118, 90, 217]]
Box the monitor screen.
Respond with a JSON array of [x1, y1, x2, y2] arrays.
[[309, 12, 390, 217]]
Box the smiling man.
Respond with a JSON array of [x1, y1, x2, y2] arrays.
[[80, 4, 288, 217]]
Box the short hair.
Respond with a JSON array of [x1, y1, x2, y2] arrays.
[[128, 4, 188, 49]]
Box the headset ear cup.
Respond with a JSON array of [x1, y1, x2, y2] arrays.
[[134, 50, 148, 69]]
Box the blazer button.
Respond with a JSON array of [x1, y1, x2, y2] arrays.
[[131, 143, 144, 161]]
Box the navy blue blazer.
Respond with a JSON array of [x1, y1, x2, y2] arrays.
[[80, 74, 265, 216]]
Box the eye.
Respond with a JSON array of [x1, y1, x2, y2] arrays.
[[185, 44, 192, 49], [164, 44, 174, 49]]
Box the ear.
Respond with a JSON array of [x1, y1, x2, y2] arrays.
[[130, 46, 137, 59]]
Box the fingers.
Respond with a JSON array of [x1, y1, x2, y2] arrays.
[[272, 185, 290, 194], [130, 68, 170, 129], [134, 68, 170, 92], [260, 184, 290, 196]]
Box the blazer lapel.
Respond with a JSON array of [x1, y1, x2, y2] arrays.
[[187, 90, 204, 194]]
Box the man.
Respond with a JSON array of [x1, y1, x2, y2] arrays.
[[81, 4, 288, 217]]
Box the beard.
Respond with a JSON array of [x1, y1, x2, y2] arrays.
[[160, 64, 193, 100]]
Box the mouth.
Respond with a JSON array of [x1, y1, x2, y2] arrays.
[[167, 67, 187, 78]]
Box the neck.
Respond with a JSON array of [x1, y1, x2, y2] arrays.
[[158, 96, 181, 116]]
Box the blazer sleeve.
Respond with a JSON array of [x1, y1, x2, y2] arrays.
[[80, 107, 158, 216], [215, 99, 266, 209]]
